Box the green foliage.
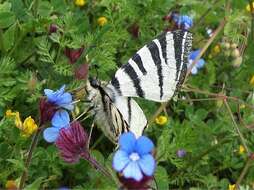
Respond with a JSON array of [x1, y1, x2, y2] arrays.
[[0, 0, 254, 189]]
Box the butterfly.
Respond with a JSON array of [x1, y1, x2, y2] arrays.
[[85, 30, 192, 143]]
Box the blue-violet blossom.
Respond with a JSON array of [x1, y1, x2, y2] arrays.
[[44, 85, 74, 110], [43, 110, 70, 142], [188, 49, 206, 75], [113, 132, 156, 181]]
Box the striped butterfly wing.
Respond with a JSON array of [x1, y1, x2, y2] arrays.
[[112, 96, 147, 137], [95, 86, 130, 143], [108, 30, 192, 102]]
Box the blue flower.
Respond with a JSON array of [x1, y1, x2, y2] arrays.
[[44, 85, 74, 110], [176, 149, 186, 158], [43, 110, 70, 142], [112, 132, 156, 181], [188, 49, 206, 75], [171, 13, 193, 30], [177, 15, 193, 30]]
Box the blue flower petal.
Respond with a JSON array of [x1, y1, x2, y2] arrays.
[[44, 89, 55, 103], [138, 154, 156, 176], [43, 127, 60, 142], [123, 161, 143, 181], [55, 93, 74, 110], [191, 66, 198, 75], [135, 136, 154, 155], [189, 50, 201, 60], [52, 110, 70, 128], [119, 132, 136, 154], [196, 59, 205, 69], [113, 150, 130, 172]]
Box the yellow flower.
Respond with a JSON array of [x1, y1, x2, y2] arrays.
[[239, 145, 245, 154], [155, 115, 168, 125], [249, 75, 254, 86], [21, 116, 38, 137], [246, 2, 254, 12], [5, 180, 17, 190], [97, 17, 108, 26], [228, 184, 236, 190], [74, 0, 86, 6], [5, 110, 22, 129]]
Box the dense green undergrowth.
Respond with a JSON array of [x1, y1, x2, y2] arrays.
[[1, 0, 254, 189]]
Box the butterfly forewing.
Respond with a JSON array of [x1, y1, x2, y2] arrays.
[[109, 30, 192, 102]]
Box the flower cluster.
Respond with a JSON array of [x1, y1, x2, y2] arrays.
[[163, 12, 193, 31], [6, 110, 38, 137], [188, 49, 206, 75], [113, 132, 156, 188], [42, 85, 74, 143]]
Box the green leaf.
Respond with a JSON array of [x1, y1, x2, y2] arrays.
[[6, 159, 25, 171], [154, 166, 168, 190], [0, 12, 15, 28], [23, 177, 45, 190], [3, 23, 16, 51]]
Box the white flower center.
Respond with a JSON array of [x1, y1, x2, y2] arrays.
[[129, 152, 140, 161]]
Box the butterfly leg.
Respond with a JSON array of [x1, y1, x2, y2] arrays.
[[87, 120, 95, 150]]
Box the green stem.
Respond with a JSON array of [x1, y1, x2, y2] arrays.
[[236, 156, 253, 188], [19, 127, 43, 189], [224, 100, 250, 154]]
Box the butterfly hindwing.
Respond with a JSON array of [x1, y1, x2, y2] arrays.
[[109, 30, 192, 102], [113, 96, 147, 137]]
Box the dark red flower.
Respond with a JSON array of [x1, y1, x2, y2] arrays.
[[128, 23, 139, 38], [118, 174, 153, 190], [55, 121, 89, 163], [64, 47, 84, 64], [74, 63, 89, 80], [39, 98, 58, 125], [49, 24, 58, 34]]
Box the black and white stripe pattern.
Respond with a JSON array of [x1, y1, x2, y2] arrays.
[[110, 30, 192, 102], [86, 30, 192, 144]]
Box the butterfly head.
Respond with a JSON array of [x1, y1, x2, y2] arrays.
[[89, 77, 100, 88]]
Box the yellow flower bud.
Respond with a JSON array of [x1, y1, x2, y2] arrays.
[[74, 0, 86, 7], [155, 115, 168, 125], [239, 104, 246, 109], [5, 109, 15, 117], [97, 17, 108, 26], [228, 184, 236, 190], [239, 145, 245, 154], [5, 180, 17, 190], [212, 44, 221, 54], [246, 2, 254, 12], [21, 116, 38, 137], [249, 75, 254, 86]]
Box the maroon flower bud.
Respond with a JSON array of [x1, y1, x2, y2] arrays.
[[162, 15, 171, 21], [55, 121, 89, 163], [64, 47, 84, 64], [128, 23, 139, 38], [118, 174, 153, 190], [39, 98, 58, 125], [74, 63, 89, 80], [49, 24, 58, 34]]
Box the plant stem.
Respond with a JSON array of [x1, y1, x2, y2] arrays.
[[224, 100, 250, 155], [236, 156, 253, 188], [19, 128, 42, 189], [81, 153, 113, 181], [185, 18, 226, 80]]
